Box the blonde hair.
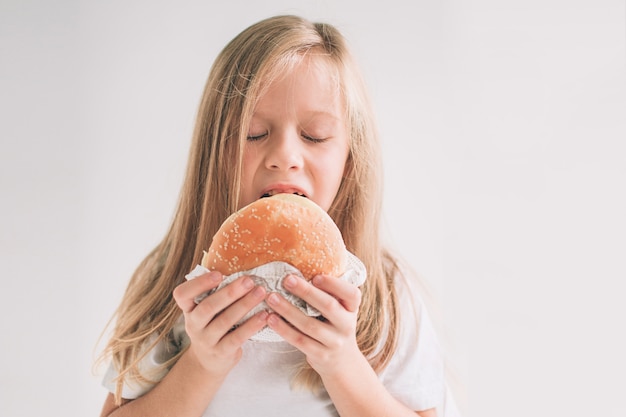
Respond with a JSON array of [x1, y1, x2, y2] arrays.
[[99, 15, 400, 403]]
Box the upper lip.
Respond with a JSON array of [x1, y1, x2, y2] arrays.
[[259, 184, 308, 198]]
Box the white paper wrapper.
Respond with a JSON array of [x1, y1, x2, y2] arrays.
[[184, 252, 366, 342]]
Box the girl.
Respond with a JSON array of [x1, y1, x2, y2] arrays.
[[98, 15, 459, 417]]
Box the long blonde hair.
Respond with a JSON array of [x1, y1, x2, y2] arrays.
[[100, 15, 400, 403]]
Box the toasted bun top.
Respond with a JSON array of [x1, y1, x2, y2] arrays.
[[201, 194, 347, 280]]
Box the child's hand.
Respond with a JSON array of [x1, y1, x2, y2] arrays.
[[265, 274, 363, 377], [172, 271, 268, 378]]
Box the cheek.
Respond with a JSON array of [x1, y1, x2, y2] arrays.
[[322, 146, 350, 198], [241, 145, 260, 175], [335, 143, 351, 180], [238, 147, 259, 205]]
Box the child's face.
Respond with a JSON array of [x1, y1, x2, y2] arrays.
[[238, 56, 350, 211]]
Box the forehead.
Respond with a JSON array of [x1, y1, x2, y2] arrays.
[[253, 54, 344, 117]]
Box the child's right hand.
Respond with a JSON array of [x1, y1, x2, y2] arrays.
[[172, 271, 268, 378]]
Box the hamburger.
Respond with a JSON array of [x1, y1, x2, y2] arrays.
[[201, 193, 347, 279]]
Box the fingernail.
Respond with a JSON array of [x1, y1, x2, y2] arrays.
[[208, 272, 222, 283], [243, 277, 254, 289], [253, 286, 265, 297], [267, 314, 279, 326], [267, 293, 280, 306], [258, 311, 269, 321], [312, 275, 323, 286], [284, 275, 296, 288]]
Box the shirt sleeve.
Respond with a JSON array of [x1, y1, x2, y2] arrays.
[[377, 270, 446, 413], [102, 316, 189, 399]]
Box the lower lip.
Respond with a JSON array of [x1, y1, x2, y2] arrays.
[[260, 192, 307, 198]]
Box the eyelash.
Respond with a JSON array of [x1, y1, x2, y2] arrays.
[[246, 133, 267, 141], [302, 134, 328, 143], [246, 133, 328, 143]]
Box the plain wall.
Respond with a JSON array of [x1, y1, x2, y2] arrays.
[[1, 1, 625, 416]]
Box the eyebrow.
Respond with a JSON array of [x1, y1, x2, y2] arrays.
[[306, 109, 341, 118]]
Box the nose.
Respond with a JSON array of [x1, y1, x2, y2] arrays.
[[264, 130, 304, 171]]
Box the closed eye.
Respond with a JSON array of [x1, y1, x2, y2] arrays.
[[247, 132, 267, 141], [302, 133, 329, 143]]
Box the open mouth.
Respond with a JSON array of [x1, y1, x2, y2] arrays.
[[260, 190, 307, 198]]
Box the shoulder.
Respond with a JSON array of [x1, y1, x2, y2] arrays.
[[378, 254, 446, 411], [382, 253, 464, 416], [386, 255, 435, 320], [388, 258, 441, 352], [102, 316, 189, 399]]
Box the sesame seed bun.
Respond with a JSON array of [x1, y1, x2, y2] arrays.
[[201, 194, 347, 280]]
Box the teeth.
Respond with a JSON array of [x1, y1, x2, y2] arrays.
[[260, 190, 306, 198]]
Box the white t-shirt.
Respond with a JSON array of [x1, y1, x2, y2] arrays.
[[103, 271, 461, 416]]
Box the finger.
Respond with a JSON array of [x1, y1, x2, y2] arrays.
[[173, 271, 222, 313], [210, 285, 267, 336], [190, 275, 256, 327], [266, 292, 333, 344], [282, 274, 355, 319], [221, 310, 269, 349], [311, 275, 362, 313], [266, 311, 323, 354]]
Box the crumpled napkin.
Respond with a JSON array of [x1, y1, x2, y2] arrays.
[[184, 252, 366, 342]]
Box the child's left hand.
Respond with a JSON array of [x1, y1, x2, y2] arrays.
[[265, 274, 363, 377]]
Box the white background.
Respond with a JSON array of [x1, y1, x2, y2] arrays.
[[1, 1, 625, 416]]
